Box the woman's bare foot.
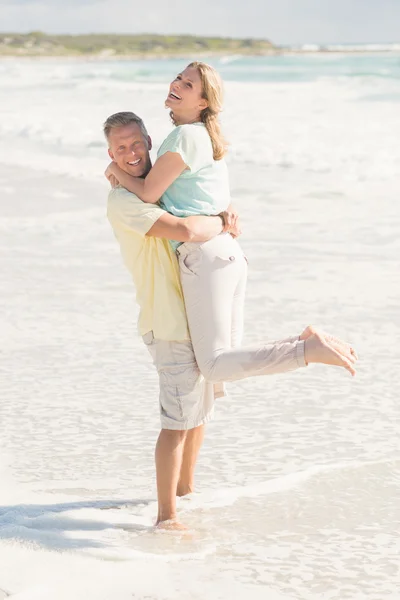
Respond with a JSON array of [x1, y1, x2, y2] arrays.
[[304, 332, 357, 376], [300, 325, 358, 359], [324, 335, 358, 362], [156, 518, 188, 531]]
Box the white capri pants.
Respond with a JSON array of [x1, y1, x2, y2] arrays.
[[176, 233, 306, 383]]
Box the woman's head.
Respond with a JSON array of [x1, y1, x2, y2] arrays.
[[166, 62, 227, 160]]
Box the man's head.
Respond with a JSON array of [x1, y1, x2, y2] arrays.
[[103, 112, 152, 178]]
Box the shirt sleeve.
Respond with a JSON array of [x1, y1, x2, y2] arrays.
[[107, 187, 165, 237], [158, 126, 208, 173]]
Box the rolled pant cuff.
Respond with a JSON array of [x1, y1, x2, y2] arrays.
[[296, 340, 307, 368]]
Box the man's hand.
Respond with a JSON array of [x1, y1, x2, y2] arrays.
[[229, 218, 242, 238], [219, 204, 238, 232], [219, 204, 242, 238]]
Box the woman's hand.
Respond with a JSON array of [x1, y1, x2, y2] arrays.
[[108, 174, 119, 189], [105, 161, 117, 182]]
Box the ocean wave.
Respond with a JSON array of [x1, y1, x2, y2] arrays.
[[1, 59, 400, 184], [295, 43, 400, 53], [1, 55, 400, 90]]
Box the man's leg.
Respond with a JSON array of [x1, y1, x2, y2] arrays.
[[144, 334, 220, 528], [177, 424, 205, 497], [155, 428, 188, 528]]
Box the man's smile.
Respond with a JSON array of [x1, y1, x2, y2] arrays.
[[128, 159, 141, 166]]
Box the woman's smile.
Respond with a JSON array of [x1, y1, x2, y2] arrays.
[[169, 91, 182, 101]]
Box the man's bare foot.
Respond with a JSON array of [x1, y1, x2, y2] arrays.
[[304, 332, 357, 376], [155, 518, 188, 531], [176, 482, 194, 497]]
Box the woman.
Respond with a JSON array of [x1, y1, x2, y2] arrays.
[[105, 62, 357, 380]]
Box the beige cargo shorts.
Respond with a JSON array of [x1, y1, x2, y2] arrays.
[[143, 331, 226, 430]]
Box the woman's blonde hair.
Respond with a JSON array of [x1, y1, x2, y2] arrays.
[[171, 61, 227, 161]]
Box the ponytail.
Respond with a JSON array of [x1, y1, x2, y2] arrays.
[[201, 107, 227, 161]]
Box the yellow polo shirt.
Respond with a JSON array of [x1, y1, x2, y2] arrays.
[[107, 187, 189, 341]]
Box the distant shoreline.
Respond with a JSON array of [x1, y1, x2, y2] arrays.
[[1, 33, 399, 60]]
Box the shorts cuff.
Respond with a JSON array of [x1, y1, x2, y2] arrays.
[[161, 407, 215, 431]]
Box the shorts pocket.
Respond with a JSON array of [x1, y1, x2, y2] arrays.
[[159, 364, 202, 421], [142, 331, 155, 346], [142, 331, 158, 364]]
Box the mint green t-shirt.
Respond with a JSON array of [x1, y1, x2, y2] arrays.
[[157, 123, 230, 249]]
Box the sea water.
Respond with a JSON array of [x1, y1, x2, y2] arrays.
[[0, 54, 399, 599]]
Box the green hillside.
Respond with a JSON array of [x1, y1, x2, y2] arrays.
[[0, 32, 276, 57]]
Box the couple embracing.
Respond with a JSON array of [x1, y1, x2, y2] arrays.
[[105, 61, 357, 530]]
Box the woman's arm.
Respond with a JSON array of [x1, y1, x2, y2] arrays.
[[105, 152, 187, 204]]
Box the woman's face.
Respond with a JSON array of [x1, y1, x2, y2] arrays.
[[165, 66, 208, 115]]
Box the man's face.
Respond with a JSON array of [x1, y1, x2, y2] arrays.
[[108, 123, 152, 177]]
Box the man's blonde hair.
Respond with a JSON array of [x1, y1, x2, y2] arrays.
[[103, 111, 148, 143]]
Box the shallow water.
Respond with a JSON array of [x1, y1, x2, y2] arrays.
[[0, 56, 399, 599]]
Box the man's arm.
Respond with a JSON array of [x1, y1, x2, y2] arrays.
[[147, 213, 224, 243]]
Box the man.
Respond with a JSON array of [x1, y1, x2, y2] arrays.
[[105, 111, 357, 530], [105, 111, 233, 530]]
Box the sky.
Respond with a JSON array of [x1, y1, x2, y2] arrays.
[[0, 0, 398, 45]]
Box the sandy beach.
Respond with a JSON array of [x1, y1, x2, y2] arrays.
[[1, 55, 400, 599]]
